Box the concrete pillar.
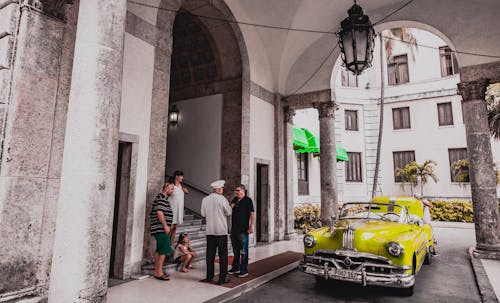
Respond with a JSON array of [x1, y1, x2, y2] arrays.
[[48, 1, 128, 302], [284, 106, 297, 239], [313, 101, 339, 226], [274, 94, 286, 240], [457, 79, 500, 260]]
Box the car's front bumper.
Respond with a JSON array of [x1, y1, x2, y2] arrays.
[[299, 256, 415, 289]]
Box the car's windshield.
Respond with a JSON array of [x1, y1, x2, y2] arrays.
[[339, 203, 407, 223]]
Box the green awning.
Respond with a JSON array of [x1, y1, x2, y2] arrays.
[[293, 126, 348, 161]]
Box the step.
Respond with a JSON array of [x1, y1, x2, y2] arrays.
[[179, 218, 203, 226], [176, 224, 205, 234], [183, 214, 195, 221]]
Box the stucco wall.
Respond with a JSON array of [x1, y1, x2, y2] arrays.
[[119, 33, 155, 268], [249, 95, 275, 241], [166, 94, 222, 193]]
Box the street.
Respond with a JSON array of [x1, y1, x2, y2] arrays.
[[229, 226, 480, 303]]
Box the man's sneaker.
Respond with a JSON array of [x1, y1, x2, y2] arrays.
[[237, 272, 248, 278], [228, 268, 240, 275]]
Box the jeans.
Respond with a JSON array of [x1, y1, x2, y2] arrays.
[[231, 233, 249, 273]]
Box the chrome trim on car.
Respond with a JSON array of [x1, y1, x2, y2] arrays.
[[342, 219, 368, 250], [300, 249, 414, 288]]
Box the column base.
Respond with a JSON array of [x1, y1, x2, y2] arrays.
[[473, 245, 500, 260], [284, 231, 297, 240]]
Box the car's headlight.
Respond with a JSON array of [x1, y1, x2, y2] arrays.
[[303, 235, 316, 248], [387, 241, 404, 257]]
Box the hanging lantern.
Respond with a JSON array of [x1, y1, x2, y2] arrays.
[[169, 104, 179, 126], [337, 1, 375, 75]]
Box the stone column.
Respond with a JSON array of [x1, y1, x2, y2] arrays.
[[313, 101, 339, 226], [457, 79, 500, 260], [284, 106, 296, 239], [0, 1, 67, 301], [274, 94, 286, 240], [48, 1, 128, 302]]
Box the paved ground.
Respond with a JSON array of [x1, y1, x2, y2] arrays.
[[229, 226, 481, 303]]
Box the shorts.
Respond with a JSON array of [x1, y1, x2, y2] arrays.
[[154, 233, 173, 255]]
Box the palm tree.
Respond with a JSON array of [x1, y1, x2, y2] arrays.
[[452, 159, 500, 185], [451, 159, 470, 186], [486, 83, 500, 140], [396, 160, 438, 196], [395, 164, 418, 195], [413, 160, 438, 196]]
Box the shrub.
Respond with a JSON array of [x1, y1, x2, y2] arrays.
[[429, 200, 474, 223], [294, 204, 321, 234]]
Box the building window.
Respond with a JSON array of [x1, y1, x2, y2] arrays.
[[387, 54, 409, 85], [439, 46, 459, 77], [393, 151, 415, 182], [392, 107, 411, 130], [341, 69, 359, 87], [346, 152, 362, 182], [437, 102, 454, 126], [449, 148, 469, 182], [345, 110, 358, 131], [296, 153, 309, 195]]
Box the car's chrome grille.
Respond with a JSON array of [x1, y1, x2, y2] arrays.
[[342, 228, 354, 249], [310, 249, 397, 271]]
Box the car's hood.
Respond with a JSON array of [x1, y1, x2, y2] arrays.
[[308, 219, 413, 256]]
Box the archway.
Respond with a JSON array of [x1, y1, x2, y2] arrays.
[[166, 1, 246, 215]]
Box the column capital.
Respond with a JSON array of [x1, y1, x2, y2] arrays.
[[284, 106, 295, 123], [313, 101, 338, 119], [20, 0, 73, 20], [457, 79, 489, 102]]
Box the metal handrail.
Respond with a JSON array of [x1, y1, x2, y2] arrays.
[[165, 175, 211, 196]]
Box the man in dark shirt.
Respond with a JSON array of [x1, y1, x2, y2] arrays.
[[150, 181, 174, 280], [228, 184, 255, 277]]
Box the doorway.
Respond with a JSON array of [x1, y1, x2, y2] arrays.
[[110, 142, 132, 280], [256, 162, 270, 242]]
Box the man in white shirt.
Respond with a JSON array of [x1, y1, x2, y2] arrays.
[[201, 180, 232, 285]]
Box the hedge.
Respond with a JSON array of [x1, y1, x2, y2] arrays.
[[429, 200, 474, 223], [294, 200, 497, 233], [294, 204, 321, 233]]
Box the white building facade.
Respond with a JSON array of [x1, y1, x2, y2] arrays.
[[293, 28, 500, 204]]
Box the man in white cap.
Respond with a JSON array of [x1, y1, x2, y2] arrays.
[[200, 180, 232, 284]]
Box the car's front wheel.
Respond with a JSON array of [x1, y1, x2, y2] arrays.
[[424, 246, 432, 265]]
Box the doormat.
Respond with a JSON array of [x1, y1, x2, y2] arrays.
[[200, 251, 303, 288]]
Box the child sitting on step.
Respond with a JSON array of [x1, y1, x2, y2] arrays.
[[174, 232, 197, 273]]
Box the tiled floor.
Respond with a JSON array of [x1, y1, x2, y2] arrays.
[[107, 238, 304, 303]]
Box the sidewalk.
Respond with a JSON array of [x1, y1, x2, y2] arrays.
[[107, 238, 304, 303], [434, 221, 499, 303]]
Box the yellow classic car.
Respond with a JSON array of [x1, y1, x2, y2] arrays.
[[299, 196, 436, 296]]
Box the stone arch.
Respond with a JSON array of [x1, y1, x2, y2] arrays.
[[142, 0, 250, 261], [160, 0, 250, 190]]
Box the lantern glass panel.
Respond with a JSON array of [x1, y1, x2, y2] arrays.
[[342, 30, 354, 65], [354, 28, 368, 62]]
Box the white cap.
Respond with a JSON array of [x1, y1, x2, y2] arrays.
[[210, 180, 225, 189]]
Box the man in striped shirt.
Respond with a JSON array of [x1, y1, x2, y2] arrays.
[[150, 181, 174, 280]]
